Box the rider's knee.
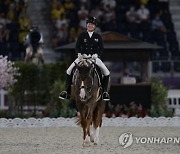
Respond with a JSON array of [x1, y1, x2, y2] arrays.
[[66, 69, 71, 75], [104, 71, 110, 76]]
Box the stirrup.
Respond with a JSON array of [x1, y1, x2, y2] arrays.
[[102, 92, 110, 101], [59, 91, 70, 100]]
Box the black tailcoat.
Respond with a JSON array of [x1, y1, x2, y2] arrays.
[[76, 31, 104, 56]]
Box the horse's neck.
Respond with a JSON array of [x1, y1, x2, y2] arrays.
[[73, 68, 99, 101]]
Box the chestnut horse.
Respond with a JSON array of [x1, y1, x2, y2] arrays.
[[72, 58, 106, 146]]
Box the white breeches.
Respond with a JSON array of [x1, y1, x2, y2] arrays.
[[66, 58, 110, 76]]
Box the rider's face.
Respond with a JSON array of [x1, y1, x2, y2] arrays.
[[87, 23, 96, 32]]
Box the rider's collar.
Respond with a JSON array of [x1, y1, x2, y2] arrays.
[[87, 31, 94, 38]]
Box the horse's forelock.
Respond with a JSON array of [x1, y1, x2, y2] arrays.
[[79, 60, 91, 68]]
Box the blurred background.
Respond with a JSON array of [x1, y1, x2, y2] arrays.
[[0, 0, 179, 118]]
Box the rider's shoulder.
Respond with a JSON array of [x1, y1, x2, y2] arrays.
[[79, 31, 87, 36], [93, 32, 102, 39], [93, 32, 100, 36]]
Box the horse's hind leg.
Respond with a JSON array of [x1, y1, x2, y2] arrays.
[[92, 100, 105, 145]]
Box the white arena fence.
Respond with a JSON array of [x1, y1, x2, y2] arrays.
[[1, 89, 180, 128], [0, 117, 180, 128]]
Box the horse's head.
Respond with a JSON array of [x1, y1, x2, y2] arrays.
[[74, 59, 96, 102], [75, 59, 93, 81]]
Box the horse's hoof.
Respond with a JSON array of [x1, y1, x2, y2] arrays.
[[90, 135, 94, 143], [94, 142, 98, 146], [82, 141, 91, 147], [94, 138, 99, 145]]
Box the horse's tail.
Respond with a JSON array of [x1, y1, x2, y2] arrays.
[[75, 115, 81, 126]]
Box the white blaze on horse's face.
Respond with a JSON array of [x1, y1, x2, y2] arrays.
[[80, 81, 85, 99]]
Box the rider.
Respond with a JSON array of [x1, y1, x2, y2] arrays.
[[59, 16, 110, 101], [24, 26, 45, 64]]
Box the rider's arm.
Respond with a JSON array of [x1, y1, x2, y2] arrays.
[[75, 33, 83, 54], [98, 35, 104, 56]]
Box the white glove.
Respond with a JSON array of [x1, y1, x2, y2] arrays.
[[92, 54, 98, 59], [78, 53, 83, 60]]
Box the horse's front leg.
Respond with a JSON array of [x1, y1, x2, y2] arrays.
[[24, 47, 33, 63], [81, 117, 90, 146], [24, 53, 31, 63], [82, 113, 92, 147], [82, 127, 91, 147]]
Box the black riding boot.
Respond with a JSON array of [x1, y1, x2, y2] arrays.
[[59, 74, 72, 100], [102, 75, 110, 101]]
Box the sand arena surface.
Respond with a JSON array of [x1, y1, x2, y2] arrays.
[[0, 127, 180, 154]]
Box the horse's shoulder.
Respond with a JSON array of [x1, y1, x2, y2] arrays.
[[93, 64, 103, 86], [94, 64, 102, 77]]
